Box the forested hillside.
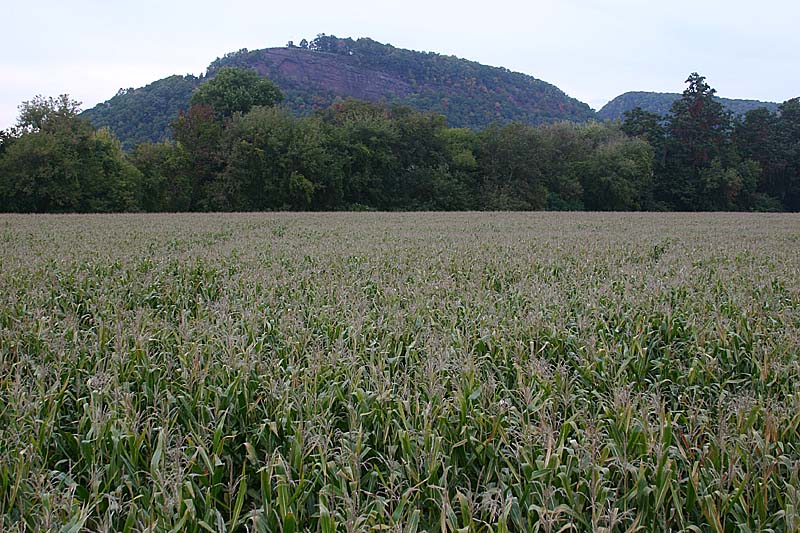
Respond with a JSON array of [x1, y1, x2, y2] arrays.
[[81, 75, 199, 150], [81, 35, 595, 148], [598, 91, 781, 121]]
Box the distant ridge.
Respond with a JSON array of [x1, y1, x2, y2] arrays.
[[82, 35, 595, 149], [597, 91, 781, 121]]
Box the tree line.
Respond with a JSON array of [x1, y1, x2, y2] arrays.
[[1, 68, 798, 212]]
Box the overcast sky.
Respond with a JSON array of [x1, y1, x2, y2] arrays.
[[1, 0, 798, 130]]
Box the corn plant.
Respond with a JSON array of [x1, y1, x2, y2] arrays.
[[0, 212, 798, 531]]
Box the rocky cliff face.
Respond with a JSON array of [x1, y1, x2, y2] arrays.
[[241, 48, 415, 101], [207, 40, 596, 126], [83, 37, 598, 147]]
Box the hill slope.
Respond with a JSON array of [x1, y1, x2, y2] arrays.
[[82, 35, 595, 149], [81, 75, 199, 150], [597, 91, 781, 121]]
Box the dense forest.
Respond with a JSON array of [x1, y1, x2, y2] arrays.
[[1, 68, 798, 212], [81, 35, 595, 149]]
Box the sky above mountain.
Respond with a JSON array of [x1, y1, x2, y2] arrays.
[[1, 0, 798, 130]]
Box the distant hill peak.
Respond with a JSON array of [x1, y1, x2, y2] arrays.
[[598, 91, 781, 121], [82, 35, 595, 149]]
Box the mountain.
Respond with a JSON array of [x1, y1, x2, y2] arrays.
[[81, 75, 199, 150], [82, 35, 595, 149], [597, 91, 781, 121]]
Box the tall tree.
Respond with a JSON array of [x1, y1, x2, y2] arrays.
[[171, 104, 225, 210], [776, 98, 800, 210], [662, 73, 734, 209]]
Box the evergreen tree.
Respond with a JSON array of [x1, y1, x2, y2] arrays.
[[777, 98, 800, 210], [662, 73, 734, 209]]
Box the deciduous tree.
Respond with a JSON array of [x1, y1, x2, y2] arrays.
[[190, 67, 283, 120]]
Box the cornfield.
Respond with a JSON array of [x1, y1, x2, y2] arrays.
[[1, 212, 798, 532]]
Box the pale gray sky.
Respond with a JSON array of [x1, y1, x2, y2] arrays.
[[1, 0, 798, 130]]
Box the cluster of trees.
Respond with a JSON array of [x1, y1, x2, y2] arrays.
[[622, 74, 800, 211], [1, 69, 798, 212], [0, 95, 141, 212]]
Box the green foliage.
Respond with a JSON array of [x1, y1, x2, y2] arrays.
[[318, 100, 401, 209], [578, 137, 654, 210], [5, 72, 799, 213], [656, 75, 733, 210], [775, 98, 800, 210], [698, 158, 760, 210], [80, 75, 199, 150], [619, 73, 798, 212], [0, 96, 141, 212], [16, 94, 83, 133], [475, 123, 550, 210], [668, 73, 733, 169], [129, 142, 192, 212], [171, 104, 227, 210], [190, 67, 283, 119], [217, 107, 332, 210], [622, 107, 665, 149]]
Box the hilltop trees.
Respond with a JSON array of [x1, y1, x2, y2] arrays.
[[81, 36, 597, 146], [79, 75, 199, 150]]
